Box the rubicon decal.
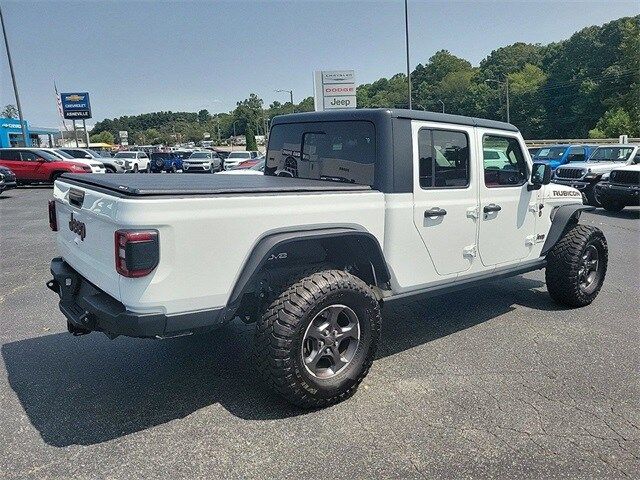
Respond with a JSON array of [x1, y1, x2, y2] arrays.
[[553, 190, 581, 197]]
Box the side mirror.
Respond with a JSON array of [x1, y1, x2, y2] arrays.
[[528, 162, 551, 191]]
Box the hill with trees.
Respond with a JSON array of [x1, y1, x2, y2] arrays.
[[91, 15, 639, 143]]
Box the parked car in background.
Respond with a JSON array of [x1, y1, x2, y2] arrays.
[[217, 159, 265, 175], [553, 144, 640, 206], [595, 164, 640, 212], [60, 148, 124, 173], [183, 151, 222, 173], [527, 147, 541, 157], [230, 155, 265, 170], [39, 148, 106, 173], [149, 152, 183, 173], [533, 144, 597, 170], [0, 148, 90, 183], [0, 166, 17, 194], [113, 151, 150, 172], [224, 150, 260, 170]]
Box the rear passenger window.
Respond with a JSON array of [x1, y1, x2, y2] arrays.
[[482, 135, 528, 187], [418, 129, 470, 189]]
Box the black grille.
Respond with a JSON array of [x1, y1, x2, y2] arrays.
[[610, 170, 639, 186], [555, 167, 585, 179]]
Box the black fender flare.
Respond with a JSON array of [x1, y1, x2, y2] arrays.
[[226, 228, 390, 308], [540, 204, 595, 256]]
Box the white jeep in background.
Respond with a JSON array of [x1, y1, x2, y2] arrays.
[[47, 109, 608, 408], [595, 164, 640, 212], [552, 144, 640, 206]]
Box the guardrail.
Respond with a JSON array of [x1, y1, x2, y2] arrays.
[[525, 138, 640, 147]]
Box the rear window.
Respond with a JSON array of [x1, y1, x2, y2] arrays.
[[266, 121, 376, 185]]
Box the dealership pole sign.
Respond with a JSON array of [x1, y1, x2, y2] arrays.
[[61, 92, 92, 119], [313, 70, 356, 111]]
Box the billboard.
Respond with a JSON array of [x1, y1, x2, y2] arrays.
[[314, 70, 356, 111], [61, 92, 92, 119]]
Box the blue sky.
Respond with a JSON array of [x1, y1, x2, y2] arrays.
[[0, 0, 638, 127]]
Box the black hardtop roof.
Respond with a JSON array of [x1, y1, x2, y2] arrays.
[[270, 108, 519, 132]]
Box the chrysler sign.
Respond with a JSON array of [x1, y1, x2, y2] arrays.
[[314, 70, 357, 111]]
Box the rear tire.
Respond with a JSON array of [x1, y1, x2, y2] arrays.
[[545, 224, 607, 307], [255, 270, 381, 408], [133, 164, 139, 173]]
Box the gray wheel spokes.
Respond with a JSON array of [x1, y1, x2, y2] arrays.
[[579, 245, 599, 289], [302, 304, 361, 379]]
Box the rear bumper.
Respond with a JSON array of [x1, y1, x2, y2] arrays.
[[48, 257, 226, 339]]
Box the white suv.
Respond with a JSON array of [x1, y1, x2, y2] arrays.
[[113, 151, 150, 172], [224, 150, 260, 170]]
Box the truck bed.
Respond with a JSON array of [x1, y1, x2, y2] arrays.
[[60, 173, 370, 197]]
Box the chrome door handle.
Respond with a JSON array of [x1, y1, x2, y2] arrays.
[[424, 207, 447, 217]]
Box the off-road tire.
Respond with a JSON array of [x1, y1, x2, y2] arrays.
[[600, 197, 625, 212], [255, 269, 381, 408], [545, 224, 607, 307], [584, 186, 601, 207]]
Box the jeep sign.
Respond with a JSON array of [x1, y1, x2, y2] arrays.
[[313, 70, 357, 111]]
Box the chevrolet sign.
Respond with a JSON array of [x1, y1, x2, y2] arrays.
[[61, 92, 92, 120]]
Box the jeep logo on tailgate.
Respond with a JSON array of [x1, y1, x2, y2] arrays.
[[69, 213, 86, 241]]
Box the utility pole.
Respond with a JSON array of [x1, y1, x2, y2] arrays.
[[0, 5, 28, 146], [485, 77, 510, 123], [275, 89, 294, 113], [404, 0, 412, 110], [82, 119, 90, 147]]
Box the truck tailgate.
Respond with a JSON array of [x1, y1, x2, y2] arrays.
[[53, 180, 121, 301]]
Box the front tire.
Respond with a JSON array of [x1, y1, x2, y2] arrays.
[[255, 270, 381, 408], [600, 196, 625, 212], [545, 224, 607, 307], [585, 186, 601, 207]]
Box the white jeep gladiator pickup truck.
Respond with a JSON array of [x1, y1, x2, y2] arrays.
[[47, 109, 608, 408]]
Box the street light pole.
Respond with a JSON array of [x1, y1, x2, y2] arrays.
[[232, 120, 239, 151], [485, 78, 510, 123], [0, 5, 28, 146], [404, 0, 412, 110], [275, 89, 294, 114], [438, 100, 445, 113]]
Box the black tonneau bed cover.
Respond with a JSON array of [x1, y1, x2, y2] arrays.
[[59, 173, 371, 197]]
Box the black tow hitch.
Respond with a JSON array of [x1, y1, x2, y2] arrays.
[[67, 320, 92, 336], [46, 279, 59, 293]]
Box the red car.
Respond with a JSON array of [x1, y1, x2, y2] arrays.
[[0, 148, 91, 184]]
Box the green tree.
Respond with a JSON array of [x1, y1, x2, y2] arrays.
[[1, 104, 18, 119], [592, 107, 635, 137], [89, 130, 115, 144], [245, 126, 257, 150]]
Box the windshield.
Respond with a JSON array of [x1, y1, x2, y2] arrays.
[[115, 152, 137, 159], [266, 121, 376, 185], [588, 147, 634, 162], [227, 152, 251, 159], [189, 152, 211, 159], [51, 149, 75, 159], [535, 147, 567, 159], [33, 150, 59, 161], [86, 149, 105, 158]]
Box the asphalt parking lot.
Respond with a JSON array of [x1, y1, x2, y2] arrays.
[[1, 186, 638, 479]]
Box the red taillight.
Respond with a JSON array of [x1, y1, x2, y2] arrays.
[[114, 230, 159, 278], [48, 200, 58, 231]]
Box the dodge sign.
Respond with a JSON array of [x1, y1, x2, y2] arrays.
[[314, 70, 357, 111], [61, 92, 92, 119]]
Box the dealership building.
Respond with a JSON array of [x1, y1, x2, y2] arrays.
[[0, 117, 59, 148]]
